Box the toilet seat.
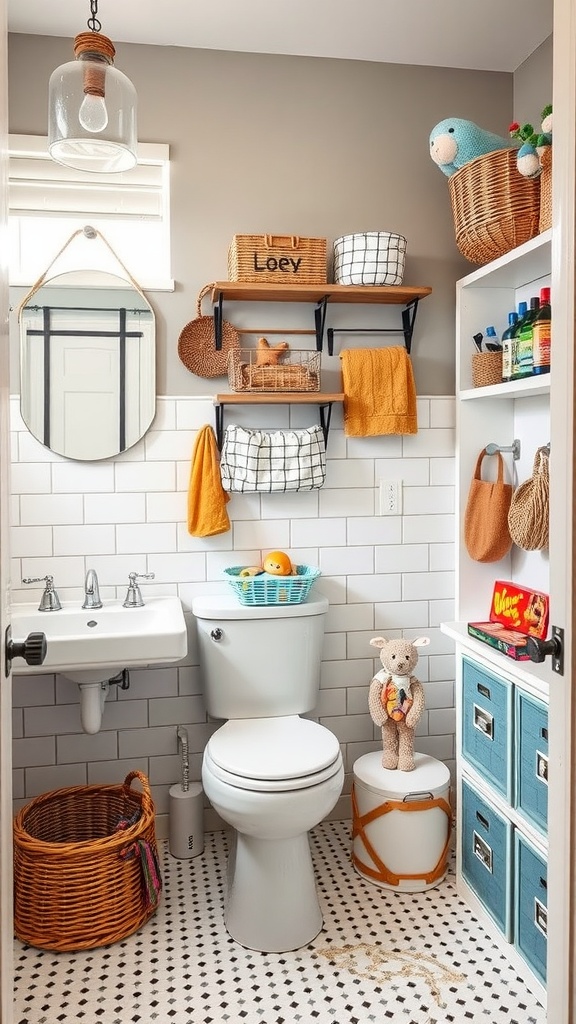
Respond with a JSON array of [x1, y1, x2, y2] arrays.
[[205, 716, 342, 792]]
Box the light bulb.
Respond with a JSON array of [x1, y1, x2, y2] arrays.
[[78, 93, 109, 133]]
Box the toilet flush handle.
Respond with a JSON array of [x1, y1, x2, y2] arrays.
[[210, 628, 223, 642]]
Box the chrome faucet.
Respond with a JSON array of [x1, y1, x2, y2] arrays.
[[123, 571, 155, 608], [83, 569, 103, 609], [22, 574, 62, 612]]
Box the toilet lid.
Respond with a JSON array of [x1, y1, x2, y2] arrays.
[[207, 716, 341, 785]]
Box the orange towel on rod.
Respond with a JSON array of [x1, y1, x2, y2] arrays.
[[188, 424, 231, 537], [340, 346, 418, 437]]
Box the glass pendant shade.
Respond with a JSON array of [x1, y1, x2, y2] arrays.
[[48, 42, 137, 173]]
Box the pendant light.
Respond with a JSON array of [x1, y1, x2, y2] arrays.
[[48, 0, 137, 173]]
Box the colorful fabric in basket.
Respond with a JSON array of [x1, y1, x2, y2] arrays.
[[220, 424, 326, 492]]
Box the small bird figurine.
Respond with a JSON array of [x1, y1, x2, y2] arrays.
[[429, 117, 514, 177]]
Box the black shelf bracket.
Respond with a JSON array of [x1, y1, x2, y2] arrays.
[[215, 402, 225, 449], [314, 297, 329, 350], [214, 293, 224, 350], [214, 399, 337, 451], [325, 297, 421, 355], [318, 401, 334, 447], [214, 293, 330, 351]]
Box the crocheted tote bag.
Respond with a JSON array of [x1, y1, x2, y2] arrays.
[[507, 445, 550, 551], [464, 448, 513, 563]]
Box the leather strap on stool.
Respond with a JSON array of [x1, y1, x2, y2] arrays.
[[351, 785, 452, 887]]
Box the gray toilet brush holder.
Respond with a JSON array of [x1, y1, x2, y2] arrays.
[[169, 725, 205, 859]]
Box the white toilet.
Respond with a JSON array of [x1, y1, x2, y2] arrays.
[[192, 593, 344, 953]]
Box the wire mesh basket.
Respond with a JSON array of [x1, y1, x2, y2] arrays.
[[228, 348, 321, 392], [224, 565, 321, 605]]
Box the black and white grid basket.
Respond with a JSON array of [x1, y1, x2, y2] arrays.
[[333, 231, 407, 286]]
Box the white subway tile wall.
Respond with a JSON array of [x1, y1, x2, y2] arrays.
[[10, 395, 456, 835]]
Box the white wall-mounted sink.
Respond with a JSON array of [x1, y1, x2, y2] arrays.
[[10, 596, 188, 677]]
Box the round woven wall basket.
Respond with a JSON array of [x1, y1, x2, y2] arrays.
[[178, 283, 240, 378], [448, 148, 541, 266]]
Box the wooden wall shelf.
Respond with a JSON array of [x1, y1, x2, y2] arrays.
[[209, 282, 432, 354], [213, 391, 344, 448], [210, 282, 431, 305]]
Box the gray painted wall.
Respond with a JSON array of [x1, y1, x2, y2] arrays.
[[514, 36, 553, 127], [9, 34, 518, 397]]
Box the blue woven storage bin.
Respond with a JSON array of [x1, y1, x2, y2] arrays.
[[224, 565, 320, 606]]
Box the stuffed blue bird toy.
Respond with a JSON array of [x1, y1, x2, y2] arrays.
[[429, 117, 515, 177]]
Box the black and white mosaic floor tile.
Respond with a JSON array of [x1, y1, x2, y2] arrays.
[[14, 820, 546, 1024]]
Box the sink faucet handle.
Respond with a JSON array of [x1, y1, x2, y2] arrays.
[[123, 572, 155, 609], [22, 575, 62, 612]]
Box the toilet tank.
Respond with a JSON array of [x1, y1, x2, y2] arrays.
[[192, 594, 328, 719]]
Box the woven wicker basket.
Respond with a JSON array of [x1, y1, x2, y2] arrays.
[[178, 283, 240, 378], [228, 349, 321, 393], [472, 351, 503, 388], [228, 234, 327, 284], [13, 770, 161, 951], [539, 147, 552, 233], [448, 149, 540, 265]]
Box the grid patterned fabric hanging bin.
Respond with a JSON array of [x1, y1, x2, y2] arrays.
[[13, 770, 161, 951], [333, 232, 407, 286]]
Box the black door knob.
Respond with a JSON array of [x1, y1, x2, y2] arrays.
[[526, 634, 562, 664], [5, 628, 47, 676]]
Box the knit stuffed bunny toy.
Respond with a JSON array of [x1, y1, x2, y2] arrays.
[[368, 636, 430, 771]]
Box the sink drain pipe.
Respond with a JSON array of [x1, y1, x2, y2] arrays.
[[169, 725, 204, 859]]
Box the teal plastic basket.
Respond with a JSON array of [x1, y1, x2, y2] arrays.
[[224, 565, 321, 606]]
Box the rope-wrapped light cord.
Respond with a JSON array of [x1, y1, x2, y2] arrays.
[[74, 31, 115, 64]]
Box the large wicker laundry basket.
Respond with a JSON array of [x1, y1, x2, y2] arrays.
[[448, 148, 540, 265], [13, 770, 161, 951]]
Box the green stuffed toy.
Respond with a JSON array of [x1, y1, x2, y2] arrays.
[[511, 104, 552, 179]]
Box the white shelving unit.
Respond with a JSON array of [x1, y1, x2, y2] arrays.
[[442, 230, 552, 1005]]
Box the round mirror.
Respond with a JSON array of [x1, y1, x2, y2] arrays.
[[19, 270, 156, 461]]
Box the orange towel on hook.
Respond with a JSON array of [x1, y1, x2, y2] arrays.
[[188, 425, 231, 537], [340, 346, 418, 437]]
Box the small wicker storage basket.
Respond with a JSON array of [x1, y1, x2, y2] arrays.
[[228, 349, 321, 393], [228, 234, 327, 284], [448, 149, 540, 265], [472, 351, 503, 388], [13, 770, 160, 951], [224, 565, 321, 606]]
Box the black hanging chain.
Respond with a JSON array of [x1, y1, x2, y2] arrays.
[[87, 0, 102, 33]]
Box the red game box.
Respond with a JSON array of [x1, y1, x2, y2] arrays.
[[488, 580, 549, 639], [467, 580, 549, 661]]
